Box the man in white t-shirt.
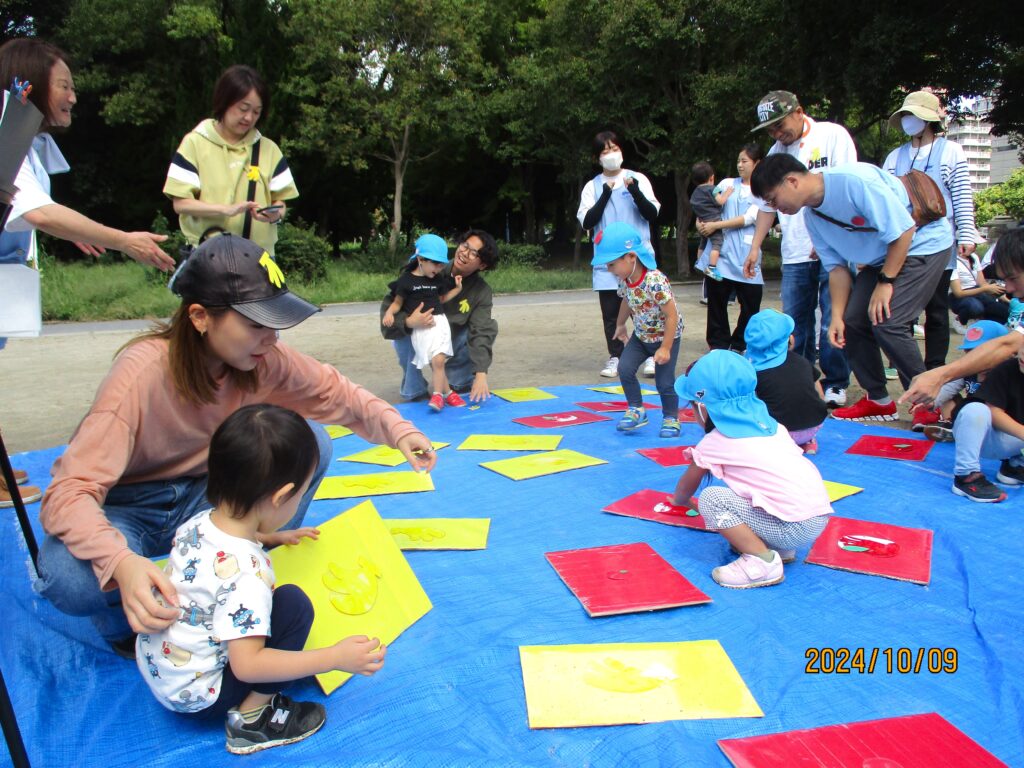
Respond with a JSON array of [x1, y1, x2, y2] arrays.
[[744, 91, 856, 407]]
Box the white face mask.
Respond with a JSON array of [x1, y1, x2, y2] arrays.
[[901, 114, 927, 137], [599, 151, 623, 172]]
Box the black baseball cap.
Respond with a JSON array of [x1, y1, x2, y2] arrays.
[[168, 233, 320, 329]]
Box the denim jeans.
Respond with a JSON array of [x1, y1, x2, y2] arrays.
[[950, 294, 1010, 325], [394, 325, 474, 400], [619, 334, 680, 418], [952, 401, 1024, 477], [781, 260, 850, 391], [35, 421, 333, 641]]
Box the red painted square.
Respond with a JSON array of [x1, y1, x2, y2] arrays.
[[845, 434, 933, 461], [575, 400, 661, 412], [805, 516, 933, 585], [545, 542, 711, 617], [678, 407, 698, 423], [512, 410, 612, 429], [636, 445, 696, 467], [718, 712, 1006, 768], [602, 488, 712, 532]]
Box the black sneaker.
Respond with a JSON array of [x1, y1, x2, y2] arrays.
[[110, 634, 138, 660], [996, 460, 1024, 486], [952, 472, 1007, 503], [923, 422, 953, 442], [225, 693, 326, 755]]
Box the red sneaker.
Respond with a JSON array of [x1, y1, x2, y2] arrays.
[[428, 393, 444, 412], [801, 438, 818, 455], [444, 391, 466, 407], [831, 396, 898, 422], [910, 406, 941, 432]]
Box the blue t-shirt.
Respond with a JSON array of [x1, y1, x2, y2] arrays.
[[807, 163, 954, 272]]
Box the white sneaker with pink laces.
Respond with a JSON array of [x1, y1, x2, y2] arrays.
[[712, 551, 784, 589]]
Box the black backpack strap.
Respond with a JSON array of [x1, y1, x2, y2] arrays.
[[810, 208, 878, 233], [241, 138, 261, 240]]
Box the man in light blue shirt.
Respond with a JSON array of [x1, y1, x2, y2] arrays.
[[751, 154, 953, 422]]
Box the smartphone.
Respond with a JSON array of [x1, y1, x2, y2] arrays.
[[256, 204, 283, 215]]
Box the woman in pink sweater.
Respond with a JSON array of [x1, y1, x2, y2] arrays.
[[38, 234, 435, 655]]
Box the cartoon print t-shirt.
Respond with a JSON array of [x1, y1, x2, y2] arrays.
[[135, 509, 274, 713], [617, 268, 682, 343]]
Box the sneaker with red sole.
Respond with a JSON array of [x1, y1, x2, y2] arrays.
[[952, 471, 1006, 502], [428, 393, 444, 412], [910, 406, 941, 432], [831, 396, 898, 422], [444, 391, 466, 407]]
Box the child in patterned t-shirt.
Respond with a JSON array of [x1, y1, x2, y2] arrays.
[[592, 221, 684, 437]]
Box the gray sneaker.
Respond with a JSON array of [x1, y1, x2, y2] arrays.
[[225, 693, 326, 755]]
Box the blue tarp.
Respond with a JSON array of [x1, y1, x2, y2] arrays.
[[2, 384, 1021, 767]]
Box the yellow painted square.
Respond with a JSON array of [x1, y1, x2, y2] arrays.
[[457, 434, 563, 451], [491, 387, 558, 402], [588, 385, 658, 396], [325, 425, 354, 439], [519, 640, 763, 728], [340, 442, 449, 467], [271, 501, 432, 694], [314, 471, 435, 499], [480, 449, 606, 481], [824, 480, 864, 503], [386, 518, 490, 550]]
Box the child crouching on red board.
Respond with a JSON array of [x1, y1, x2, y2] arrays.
[[670, 350, 833, 589]]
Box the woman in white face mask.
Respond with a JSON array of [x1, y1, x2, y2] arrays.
[[576, 130, 662, 379], [882, 91, 982, 414]]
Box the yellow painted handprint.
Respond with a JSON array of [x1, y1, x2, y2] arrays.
[[390, 526, 446, 543], [259, 252, 285, 288], [583, 658, 675, 693], [322, 557, 382, 615]]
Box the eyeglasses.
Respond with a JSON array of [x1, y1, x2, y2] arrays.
[[762, 186, 782, 209], [457, 241, 480, 259]]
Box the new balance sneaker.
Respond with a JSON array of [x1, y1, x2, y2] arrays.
[[884, 366, 898, 381], [712, 551, 784, 589], [996, 460, 1024, 486], [952, 472, 1006, 503], [225, 693, 326, 755], [801, 438, 818, 455], [642, 357, 656, 377], [617, 407, 648, 432], [428, 393, 444, 412], [910, 406, 941, 432], [924, 421, 953, 442], [822, 387, 847, 408], [831, 396, 897, 422], [600, 356, 619, 378], [444, 391, 466, 408], [659, 417, 681, 438]]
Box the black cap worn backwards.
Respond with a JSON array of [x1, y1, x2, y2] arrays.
[[167, 233, 320, 330]]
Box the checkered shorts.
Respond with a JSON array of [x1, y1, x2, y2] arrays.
[[698, 486, 828, 550]]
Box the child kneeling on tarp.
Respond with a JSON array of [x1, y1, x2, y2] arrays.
[[136, 404, 386, 755], [670, 350, 833, 588]]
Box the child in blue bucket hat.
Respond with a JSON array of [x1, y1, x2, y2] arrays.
[[671, 350, 833, 588], [383, 234, 464, 412], [744, 309, 828, 454], [593, 221, 683, 437]]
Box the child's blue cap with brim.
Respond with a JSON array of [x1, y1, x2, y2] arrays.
[[744, 309, 795, 371], [674, 350, 777, 439], [592, 221, 657, 270], [409, 234, 449, 264], [959, 319, 1009, 350]]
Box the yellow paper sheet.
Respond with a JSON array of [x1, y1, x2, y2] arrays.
[[491, 387, 557, 402], [588, 385, 658, 396], [340, 442, 449, 467], [271, 501, 432, 694], [824, 480, 864, 503], [387, 518, 490, 550], [325, 425, 354, 439], [519, 640, 762, 728], [314, 471, 435, 499], [480, 449, 606, 481], [457, 434, 563, 452]]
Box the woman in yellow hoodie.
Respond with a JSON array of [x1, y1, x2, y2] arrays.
[[163, 65, 297, 255]]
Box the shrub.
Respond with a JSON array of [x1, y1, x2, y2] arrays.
[[274, 221, 331, 283], [499, 243, 545, 267]]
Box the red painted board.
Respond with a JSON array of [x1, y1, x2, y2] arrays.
[[601, 488, 713, 532], [512, 410, 612, 429], [545, 542, 711, 617], [678, 407, 697, 423], [805, 516, 933, 585], [575, 400, 661, 412], [636, 445, 696, 467], [845, 434, 933, 462], [718, 712, 1007, 768]]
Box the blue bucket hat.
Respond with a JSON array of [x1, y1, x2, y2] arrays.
[[959, 319, 1009, 350], [674, 350, 777, 439], [592, 221, 657, 270], [744, 309, 795, 371], [409, 234, 449, 264]]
